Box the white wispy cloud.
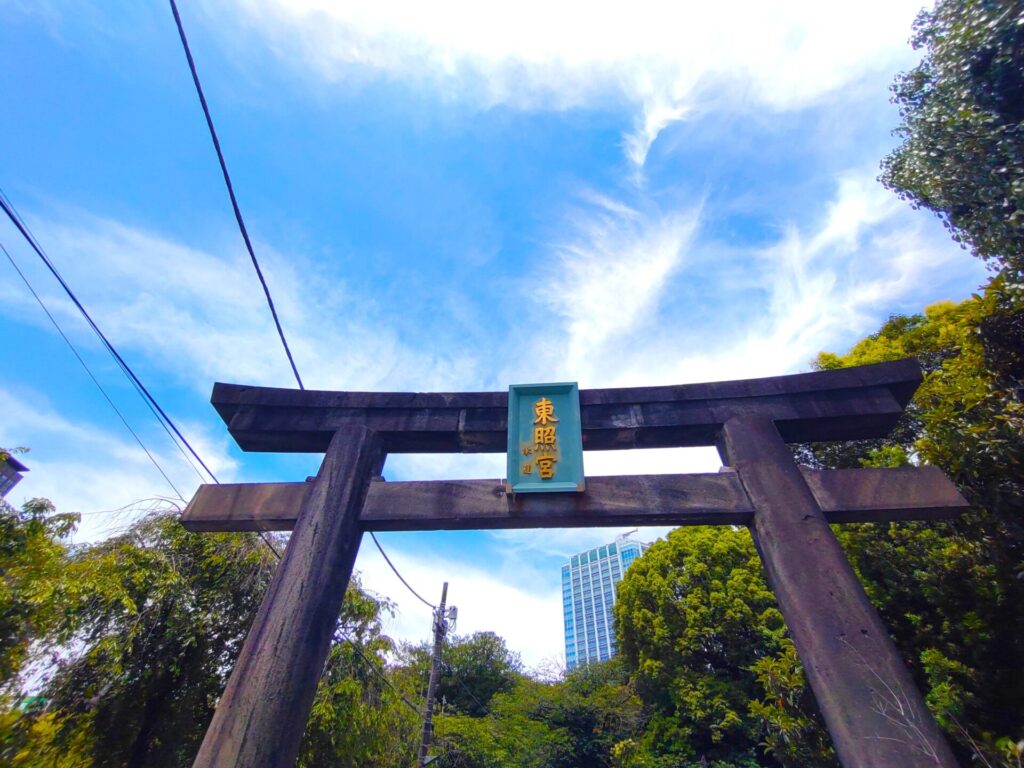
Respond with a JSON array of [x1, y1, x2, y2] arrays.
[[356, 537, 562, 667], [625, 99, 690, 175], [481, 167, 988, 590], [0, 169, 989, 662], [5, 210, 480, 395], [742, 168, 976, 373], [537, 194, 701, 376], [212, 0, 926, 169], [0, 384, 237, 539], [525, 168, 987, 397], [2, 0, 989, 672]]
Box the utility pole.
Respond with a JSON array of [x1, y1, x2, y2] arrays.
[[417, 582, 449, 768]]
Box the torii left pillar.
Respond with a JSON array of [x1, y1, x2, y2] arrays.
[[192, 425, 383, 768]]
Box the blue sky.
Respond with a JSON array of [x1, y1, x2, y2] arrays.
[[0, 0, 990, 668]]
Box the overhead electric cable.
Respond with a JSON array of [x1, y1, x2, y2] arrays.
[[336, 628, 423, 717], [0, 187, 207, 484], [258, 530, 283, 559], [449, 666, 489, 716], [1, 240, 186, 502], [370, 531, 437, 610], [167, 0, 305, 390], [0, 191, 288, 569], [162, 7, 436, 613], [0, 190, 217, 484]]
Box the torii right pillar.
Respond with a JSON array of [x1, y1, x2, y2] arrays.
[[719, 414, 958, 767]]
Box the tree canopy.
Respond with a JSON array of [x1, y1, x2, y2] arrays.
[[881, 0, 1024, 276], [1, 282, 1021, 768], [614, 527, 809, 767], [433, 658, 647, 768], [401, 631, 524, 718], [609, 285, 1023, 766], [0, 510, 419, 768], [811, 290, 1023, 761]]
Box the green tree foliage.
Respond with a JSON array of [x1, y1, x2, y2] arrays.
[[614, 527, 833, 768], [612, 283, 1022, 766], [0, 510, 421, 767], [31, 514, 278, 768], [0, 493, 84, 767], [881, 0, 1024, 276], [4, 289, 1019, 768], [435, 658, 646, 768], [815, 283, 1022, 510], [747, 645, 835, 767], [298, 589, 421, 768], [441, 632, 523, 717], [434, 677, 573, 768], [808, 288, 1024, 762], [0, 494, 77, 690], [402, 631, 524, 717]]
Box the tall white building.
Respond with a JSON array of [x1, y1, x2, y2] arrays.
[[562, 532, 649, 670]]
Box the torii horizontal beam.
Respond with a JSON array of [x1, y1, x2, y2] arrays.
[[190, 360, 965, 768], [211, 358, 921, 453], [181, 465, 967, 533]]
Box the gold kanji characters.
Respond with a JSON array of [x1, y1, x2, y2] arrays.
[[534, 396, 558, 426], [523, 396, 561, 480], [534, 426, 556, 444], [536, 456, 557, 479]]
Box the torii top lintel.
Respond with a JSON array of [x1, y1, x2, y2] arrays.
[[211, 358, 921, 454], [189, 355, 966, 768]]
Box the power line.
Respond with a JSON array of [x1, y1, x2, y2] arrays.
[[449, 666, 489, 716], [165, 3, 443, 623], [1, 239, 186, 502], [335, 626, 423, 717], [370, 531, 436, 610], [8, 14, 433, 646], [2, 194, 430, 659], [0, 189, 218, 485], [164, 0, 302, 564], [256, 529, 282, 560], [3, 212, 430, 736], [0, 190, 207, 484], [2, 197, 326, 582], [1, 192, 289, 577], [5, 209, 408, 731], [167, 0, 304, 391]]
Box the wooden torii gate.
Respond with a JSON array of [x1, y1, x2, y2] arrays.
[[182, 358, 967, 768]]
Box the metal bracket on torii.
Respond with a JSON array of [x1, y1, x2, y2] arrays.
[[183, 358, 967, 768]]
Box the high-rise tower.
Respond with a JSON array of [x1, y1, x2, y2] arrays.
[[561, 532, 649, 670]]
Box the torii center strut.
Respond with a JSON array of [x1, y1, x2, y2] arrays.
[[182, 358, 967, 768]]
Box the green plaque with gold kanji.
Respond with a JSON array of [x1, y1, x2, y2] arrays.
[[506, 382, 585, 493]]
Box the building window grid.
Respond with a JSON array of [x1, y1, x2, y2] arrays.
[[564, 538, 650, 670], [573, 565, 581, 667], [585, 561, 598, 664], [570, 563, 582, 667], [597, 566, 613, 660]]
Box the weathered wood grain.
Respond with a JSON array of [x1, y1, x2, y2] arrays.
[[192, 426, 384, 768], [211, 359, 921, 453], [804, 465, 968, 523], [719, 414, 958, 768], [180, 466, 967, 533]]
